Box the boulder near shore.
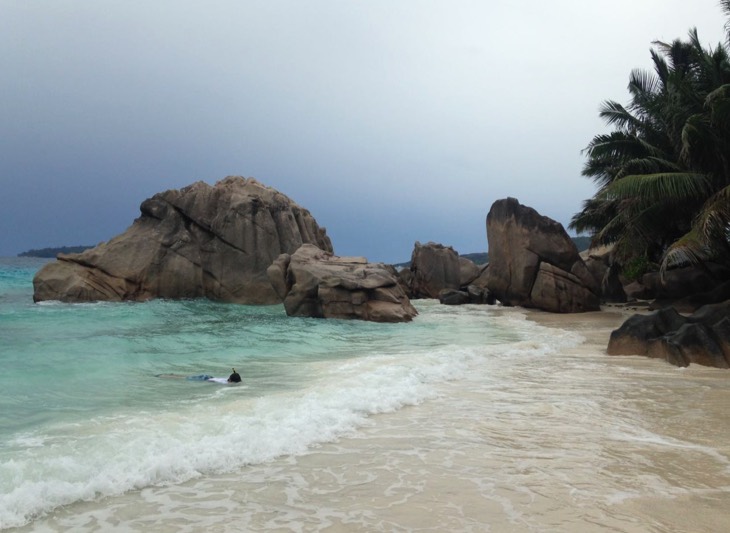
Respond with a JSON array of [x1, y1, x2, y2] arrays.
[[33, 176, 332, 304], [401, 241, 490, 305], [485, 198, 600, 313], [607, 301, 730, 368], [267, 244, 418, 322]]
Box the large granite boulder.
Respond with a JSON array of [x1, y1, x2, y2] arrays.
[[485, 198, 600, 313], [607, 300, 730, 368], [267, 244, 418, 322], [409, 242, 461, 298], [33, 176, 332, 304], [459, 256, 482, 287], [406, 241, 488, 303]]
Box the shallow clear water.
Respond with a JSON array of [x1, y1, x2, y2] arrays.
[[2, 257, 729, 532], [0, 257, 522, 529]]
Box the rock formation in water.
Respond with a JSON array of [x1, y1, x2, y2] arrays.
[[33, 176, 333, 304], [484, 198, 600, 313], [607, 301, 730, 368], [267, 244, 418, 322]]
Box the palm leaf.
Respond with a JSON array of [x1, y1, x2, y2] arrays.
[[721, 0, 730, 45], [680, 113, 713, 165], [706, 84, 730, 129], [569, 194, 617, 235], [661, 186, 730, 272], [617, 156, 680, 178], [660, 228, 712, 272], [693, 185, 730, 243], [628, 68, 660, 97], [599, 100, 643, 131], [605, 171, 712, 205], [650, 49, 670, 89]]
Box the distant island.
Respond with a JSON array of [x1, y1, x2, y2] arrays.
[[18, 246, 94, 258]]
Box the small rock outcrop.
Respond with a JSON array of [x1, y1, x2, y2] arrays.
[[267, 244, 418, 322], [644, 264, 730, 312], [438, 289, 470, 305], [580, 245, 627, 303], [606, 307, 688, 356], [485, 198, 600, 313], [607, 300, 730, 368], [612, 262, 730, 312], [33, 177, 332, 304]]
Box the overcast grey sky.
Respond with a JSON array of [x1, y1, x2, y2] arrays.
[[1, 1, 727, 262]]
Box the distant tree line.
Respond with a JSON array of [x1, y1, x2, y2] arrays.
[[18, 246, 93, 258], [570, 1, 730, 278]]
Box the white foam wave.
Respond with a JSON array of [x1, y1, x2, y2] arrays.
[[0, 344, 481, 529], [0, 306, 590, 530]]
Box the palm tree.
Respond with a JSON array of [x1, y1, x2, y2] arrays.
[[571, 15, 730, 277]]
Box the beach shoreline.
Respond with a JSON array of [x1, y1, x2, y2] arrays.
[[11, 304, 730, 533]]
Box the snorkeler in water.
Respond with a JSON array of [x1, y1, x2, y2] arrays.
[[227, 368, 241, 383]]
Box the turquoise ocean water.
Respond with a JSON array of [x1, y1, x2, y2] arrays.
[[0, 257, 532, 529]]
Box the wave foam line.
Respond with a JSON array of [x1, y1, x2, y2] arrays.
[[0, 344, 486, 530]]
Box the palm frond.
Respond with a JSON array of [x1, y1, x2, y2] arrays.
[[660, 186, 730, 273], [593, 210, 631, 246], [606, 172, 712, 205], [706, 84, 730, 129], [628, 67, 659, 95], [582, 131, 665, 160], [650, 49, 671, 89], [660, 228, 713, 272], [680, 113, 713, 165], [599, 100, 642, 131], [569, 194, 617, 235], [615, 156, 680, 179], [721, 0, 730, 44], [693, 185, 730, 243]]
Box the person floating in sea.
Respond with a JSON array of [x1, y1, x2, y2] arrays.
[[227, 368, 242, 383]]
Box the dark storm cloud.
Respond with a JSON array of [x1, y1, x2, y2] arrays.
[[0, 1, 726, 261]]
